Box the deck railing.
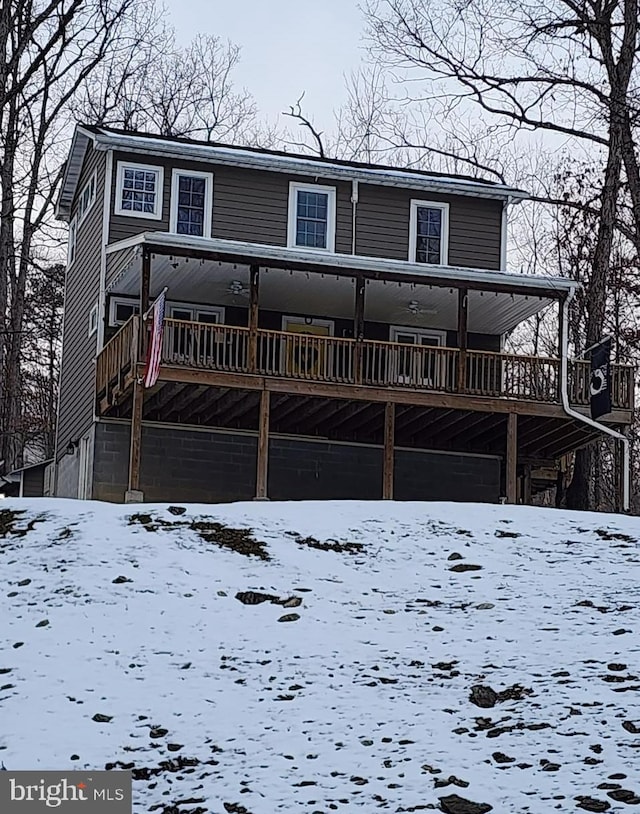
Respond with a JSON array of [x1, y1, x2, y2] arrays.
[[98, 318, 635, 411], [96, 314, 139, 401]]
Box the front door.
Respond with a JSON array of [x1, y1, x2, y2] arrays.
[[390, 327, 446, 388], [282, 317, 333, 378]]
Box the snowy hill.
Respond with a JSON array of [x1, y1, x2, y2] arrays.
[[1, 499, 640, 814]]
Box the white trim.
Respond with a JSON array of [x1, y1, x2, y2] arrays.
[[390, 325, 447, 344], [67, 217, 77, 266], [77, 429, 94, 500], [114, 161, 164, 220], [389, 325, 448, 388], [500, 198, 510, 271], [88, 302, 98, 337], [87, 128, 529, 202], [76, 170, 97, 226], [169, 169, 213, 237], [104, 232, 580, 296], [409, 200, 449, 265], [167, 302, 225, 323], [97, 150, 113, 351], [109, 295, 140, 326], [287, 182, 336, 253], [281, 315, 335, 334]]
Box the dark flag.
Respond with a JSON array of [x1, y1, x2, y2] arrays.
[[589, 338, 612, 420]]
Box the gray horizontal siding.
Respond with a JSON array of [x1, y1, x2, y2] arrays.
[[355, 184, 502, 270], [108, 154, 353, 252], [56, 142, 105, 472], [106, 151, 502, 270]]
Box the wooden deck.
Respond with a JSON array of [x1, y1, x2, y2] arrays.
[[97, 317, 635, 416]]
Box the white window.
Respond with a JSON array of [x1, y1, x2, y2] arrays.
[[88, 302, 98, 337], [109, 296, 140, 326], [167, 303, 224, 323], [390, 326, 448, 388], [77, 172, 97, 224], [67, 218, 77, 266], [170, 170, 213, 237], [287, 182, 336, 252], [409, 200, 449, 265], [115, 162, 164, 220]]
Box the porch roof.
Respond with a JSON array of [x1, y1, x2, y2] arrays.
[[105, 232, 578, 335]]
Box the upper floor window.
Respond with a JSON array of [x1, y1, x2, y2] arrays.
[[115, 162, 163, 220], [287, 182, 336, 252], [109, 296, 140, 326], [67, 218, 77, 266], [170, 170, 213, 237], [409, 200, 449, 265], [88, 302, 98, 337], [77, 172, 97, 224]]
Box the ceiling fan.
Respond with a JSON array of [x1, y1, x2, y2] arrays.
[[406, 300, 437, 316], [227, 280, 250, 298]]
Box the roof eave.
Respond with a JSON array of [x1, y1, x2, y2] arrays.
[[106, 232, 577, 297], [92, 130, 528, 202], [55, 126, 95, 222]]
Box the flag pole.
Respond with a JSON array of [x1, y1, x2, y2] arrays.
[[143, 287, 168, 321], [578, 334, 613, 359]]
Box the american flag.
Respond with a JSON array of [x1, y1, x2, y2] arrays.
[[143, 289, 166, 388]]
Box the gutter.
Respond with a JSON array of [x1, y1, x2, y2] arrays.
[[559, 289, 630, 512], [91, 131, 528, 203], [351, 180, 359, 255], [105, 231, 579, 298]]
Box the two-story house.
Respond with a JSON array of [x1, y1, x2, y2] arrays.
[[49, 124, 634, 506]]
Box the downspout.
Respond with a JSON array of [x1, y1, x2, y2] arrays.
[[500, 195, 511, 272], [97, 150, 114, 350], [559, 288, 630, 512], [351, 180, 359, 255]]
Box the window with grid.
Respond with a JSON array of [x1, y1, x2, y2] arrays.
[[117, 165, 162, 217], [296, 191, 329, 248], [415, 206, 443, 264], [288, 183, 336, 251], [176, 175, 206, 235], [77, 173, 96, 224]]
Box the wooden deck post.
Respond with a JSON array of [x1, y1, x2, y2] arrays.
[[255, 389, 270, 500], [125, 247, 151, 503], [457, 288, 468, 393], [522, 464, 532, 505], [354, 276, 365, 384], [383, 402, 395, 499], [506, 412, 517, 504], [248, 265, 260, 372], [139, 246, 151, 360]]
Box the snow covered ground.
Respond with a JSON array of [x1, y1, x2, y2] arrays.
[[1, 498, 640, 813]]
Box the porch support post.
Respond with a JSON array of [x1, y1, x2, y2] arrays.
[[354, 275, 365, 384], [126, 246, 151, 503], [522, 463, 532, 505], [506, 412, 518, 504], [457, 288, 468, 393], [255, 389, 270, 500], [248, 265, 260, 372], [139, 246, 151, 360], [383, 401, 395, 500]]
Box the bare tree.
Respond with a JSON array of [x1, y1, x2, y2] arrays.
[[366, 0, 640, 509], [0, 0, 152, 475], [76, 28, 258, 142]]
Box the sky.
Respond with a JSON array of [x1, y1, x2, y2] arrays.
[[163, 0, 368, 132]]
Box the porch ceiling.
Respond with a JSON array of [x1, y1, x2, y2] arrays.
[[106, 243, 557, 335]]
